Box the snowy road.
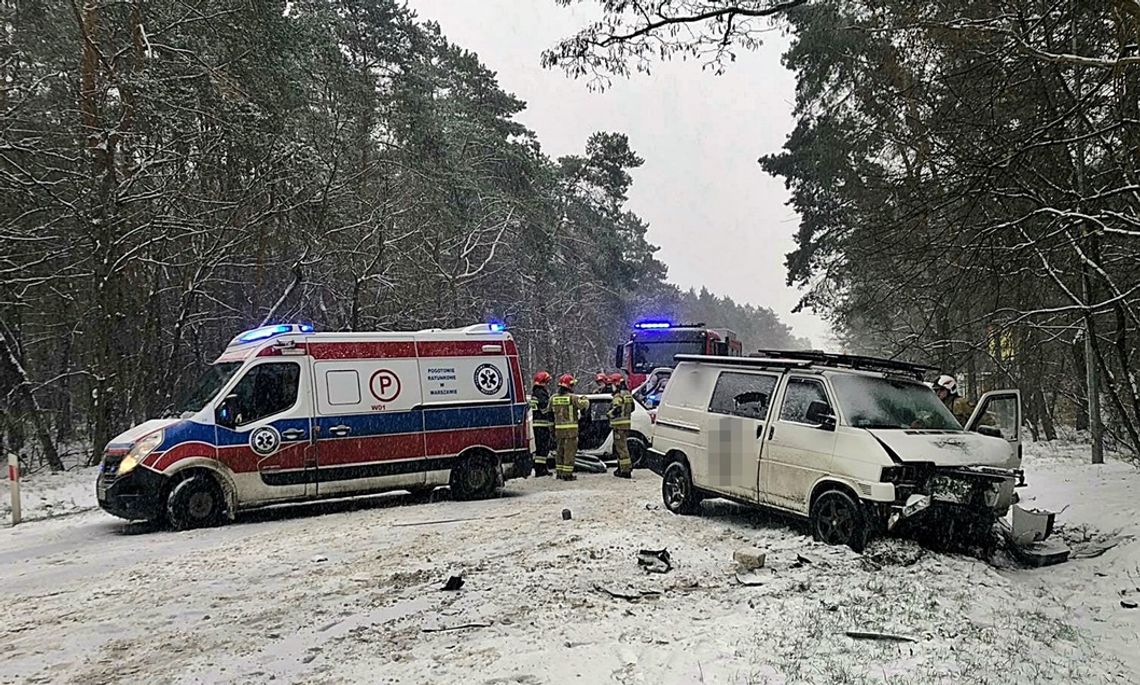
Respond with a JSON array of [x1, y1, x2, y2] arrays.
[[1, 445, 1138, 684]]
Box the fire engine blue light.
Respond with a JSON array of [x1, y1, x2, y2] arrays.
[[237, 324, 293, 343], [635, 321, 672, 330], [299, 324, 314, 333], [488, 322, 505, 332]]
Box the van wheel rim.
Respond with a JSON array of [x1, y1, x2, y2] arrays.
[[665, 472, 688, 509], [816, 497, 854, 545], [467, 466, 490, 491], [188, 491, 214, 520]]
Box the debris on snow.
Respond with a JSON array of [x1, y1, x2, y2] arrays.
[[310, 555, 328, 563], [636, 548, 672, 574], [441, 575, 464, 591], [864, 538, 925, 567], [422, 622, 491, 633], [733, 547, 766, 570], [594, 583, 661, 602], [844, 630, 918, 643], [561, 508, 572, 520]]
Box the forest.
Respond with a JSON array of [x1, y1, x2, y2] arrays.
[[0, 0, 803, 468], [550, 0, 1140, 458]]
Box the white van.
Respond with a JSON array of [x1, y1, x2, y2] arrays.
[[97, 323, 531, 529], [648, 352, 1022, 550]]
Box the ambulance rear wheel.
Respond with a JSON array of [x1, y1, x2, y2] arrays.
[[166, 473, 224, 530], [450, 452, 499, 501]]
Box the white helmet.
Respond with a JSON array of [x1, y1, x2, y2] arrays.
[[936, 374, 959, 396]]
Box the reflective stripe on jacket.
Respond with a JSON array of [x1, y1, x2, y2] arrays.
[[609, 390, 634, 428], [552, 392, 589, 432]]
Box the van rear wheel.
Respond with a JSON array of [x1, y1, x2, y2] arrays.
[[167, 474, 224, 531], [811, 489, 867, 552], [662, 461, 702, 515], [451, 453, 499, 501]]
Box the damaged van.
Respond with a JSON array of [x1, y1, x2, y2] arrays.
[[647, 351, 1022, 551]]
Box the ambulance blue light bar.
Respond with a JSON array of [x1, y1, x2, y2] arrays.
[[235, 323, 313, 344], [634, 321, 672, 330]]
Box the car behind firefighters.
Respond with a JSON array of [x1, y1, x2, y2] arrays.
[[648, 351, 1022, 550], [97, 323, 531, 529]]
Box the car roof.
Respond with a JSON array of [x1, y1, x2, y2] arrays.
[[674, 355, 929, 383]]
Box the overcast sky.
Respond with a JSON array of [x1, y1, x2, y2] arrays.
[[407, 0, 832, 348]]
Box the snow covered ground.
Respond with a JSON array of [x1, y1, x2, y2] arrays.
[[0, 465, 99, 522], [0, 442, 1137, 684]]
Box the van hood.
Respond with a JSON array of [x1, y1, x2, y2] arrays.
[[106, 418, 181, 452], [866, 429, 1016, 468]]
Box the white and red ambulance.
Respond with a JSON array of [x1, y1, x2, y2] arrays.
[[97, 323, 532, 529]]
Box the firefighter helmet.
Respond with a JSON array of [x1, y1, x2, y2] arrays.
[[936, 374, 959, 396], [558, 373, 577, 389], [533, 371, 552, 385], [608, 373, 625, 386]]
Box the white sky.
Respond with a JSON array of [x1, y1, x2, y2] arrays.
[[407, 0, 833, 348]]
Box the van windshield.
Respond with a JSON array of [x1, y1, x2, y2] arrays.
[[171, 362, 242, 417], [830, 374, 962, 430]]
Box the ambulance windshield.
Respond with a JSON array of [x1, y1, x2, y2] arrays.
[[171, 362, 242, 417]]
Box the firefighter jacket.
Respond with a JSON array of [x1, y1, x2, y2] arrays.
[[530, 385, 553, 428], [609, 389, 634, 429], [551, 389, 589, 434]]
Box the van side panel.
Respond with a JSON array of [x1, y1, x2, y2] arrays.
[[417, 339, 528, 485], [309, 339, 427, 495], [651, 363, 716, 486]]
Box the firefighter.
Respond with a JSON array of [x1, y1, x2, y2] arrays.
[[935, 374, 974, 426], [593, 372, 612, 394], [551, 374, 590, 481], [608, 373, 634, 478], [529, 371, 554, 477]]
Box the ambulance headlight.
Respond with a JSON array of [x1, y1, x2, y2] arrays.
[[117, 431, 163, 476]]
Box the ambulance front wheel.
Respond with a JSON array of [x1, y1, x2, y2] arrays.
[[166, 472, 225, 530], [450, 451, 499, 501]]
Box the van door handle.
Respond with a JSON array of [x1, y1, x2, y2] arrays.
[[756, 425, 763, 439], [281, 428, 306, 441], [768, 425, 775, 440], [329, 425, 351, 437]]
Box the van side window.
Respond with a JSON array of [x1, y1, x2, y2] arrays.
[[780, 378, 830, 424], [229, 362, 301, 426], [708, 372, 778, 420]]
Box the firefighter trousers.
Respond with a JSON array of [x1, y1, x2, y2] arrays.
[[555, 431, 578, 478], [533, 427, 554, 474], [613, 427, 632, 473]]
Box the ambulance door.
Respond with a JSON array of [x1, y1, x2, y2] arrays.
[[214, 359, 315, 503], [418, 341, 514, 485], [311, 353, 426, 496]]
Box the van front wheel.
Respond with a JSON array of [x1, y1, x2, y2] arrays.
[[166, 474, 224, 531], [662, 461, 702, 515], [811, 489, 867, 552]]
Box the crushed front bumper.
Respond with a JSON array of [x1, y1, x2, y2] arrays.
[[97, 464, 167, 522]]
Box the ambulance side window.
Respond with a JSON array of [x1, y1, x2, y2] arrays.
[[227, 362, 301, 426]]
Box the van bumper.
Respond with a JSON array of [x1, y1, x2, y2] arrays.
[[97, 466, 167, 522], [646, 449, 666, 477]]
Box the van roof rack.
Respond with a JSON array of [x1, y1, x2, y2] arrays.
[[751, 350, 935, 379], [674, 354, 814, 369]]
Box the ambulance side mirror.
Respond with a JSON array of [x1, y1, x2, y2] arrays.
[[216, 393, 239, 428]]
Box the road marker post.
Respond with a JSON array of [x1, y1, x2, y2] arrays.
[[8, 453, 20, 526]]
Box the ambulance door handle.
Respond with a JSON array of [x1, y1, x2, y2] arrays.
[[329, 425, 351, 437], [282, 428, 306, 441]]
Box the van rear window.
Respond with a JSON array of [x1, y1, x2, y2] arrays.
[[708, 372, 778, 420]]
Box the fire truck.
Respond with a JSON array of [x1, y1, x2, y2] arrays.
[[613, 321, 743, 389]]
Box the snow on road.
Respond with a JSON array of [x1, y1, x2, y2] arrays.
[[1, 444, 1137, 684]]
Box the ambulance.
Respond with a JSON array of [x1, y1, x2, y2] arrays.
[[97, 323, 532, 529]]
